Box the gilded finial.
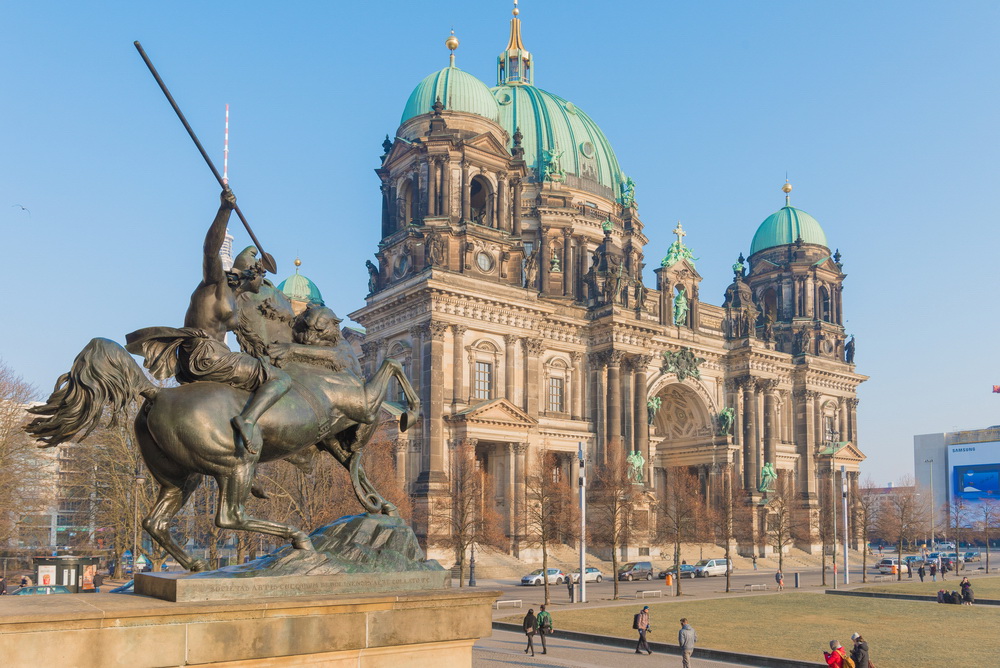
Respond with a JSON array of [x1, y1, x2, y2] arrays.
[[446, 29, 459, 67], [513, 0, 519, 16], [782, 178, 792, 205], [294, 257, 302, 273]]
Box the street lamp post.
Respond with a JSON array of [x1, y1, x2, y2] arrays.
[[133, 467, 146, 574], [924, 459, 934, 548], [578, 442, 587, 604], [842, 465, 849, 585], [468, 541, 476, 587]]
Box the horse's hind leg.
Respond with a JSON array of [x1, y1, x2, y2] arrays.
[[143, 474, 207, 572], [215, 463, 315, 551]]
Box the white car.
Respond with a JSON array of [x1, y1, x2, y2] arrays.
[[693, 558, 733, 577], [520, 568, 566, 586], [877, 558, 909, 574], [570, 567, 603, 583]]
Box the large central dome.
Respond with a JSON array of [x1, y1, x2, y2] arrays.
[[398, 10, 627, 200]]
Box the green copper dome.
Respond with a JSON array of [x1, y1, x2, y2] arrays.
[[277, 272, 324, 306], [750, 205, 829, 256], [401, 66, 500, 125], [491, 84, 625, 196]]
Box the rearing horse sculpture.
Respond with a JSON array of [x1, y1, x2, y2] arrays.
[[26, 336, 419, 572]]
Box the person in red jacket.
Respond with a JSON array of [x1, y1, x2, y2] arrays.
[[824, 640, 849, 667]]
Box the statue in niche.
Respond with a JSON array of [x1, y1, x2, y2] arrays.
[[425, 233, 444, 267], [673, 287, 689, 326], [758, 462, 778, 494], [634, 281, 648, 311], [550, 248, 561, 272], [715, 407, 735, 436], [646, 396, 661, 425], [626, 449, 645, 484], [523, 250, 539, 289]]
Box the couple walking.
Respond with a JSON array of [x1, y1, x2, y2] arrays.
[[634, 606, 697, 667], [522, 605, 553, 656]]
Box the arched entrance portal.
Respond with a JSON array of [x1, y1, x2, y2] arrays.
[[650, 383, 714, 442]]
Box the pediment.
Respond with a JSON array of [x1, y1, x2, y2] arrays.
[[463, 132, 512, 159], [660, 258, 702, 280], [819, 440, 866, 463], [448, 398, 538, 427]]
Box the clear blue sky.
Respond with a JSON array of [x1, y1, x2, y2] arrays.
[[2, 1, 998, 486]]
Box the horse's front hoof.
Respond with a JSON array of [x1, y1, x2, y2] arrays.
[[291, 534, 315, 551], [400, 410, 417, 432]]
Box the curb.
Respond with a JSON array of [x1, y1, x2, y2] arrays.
[[824, 589, 998, 606], [492, 621, 824, 667]]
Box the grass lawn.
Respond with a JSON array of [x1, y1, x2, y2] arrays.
[[855, 573, 1000, 598], [504, 591, 1000, 665]]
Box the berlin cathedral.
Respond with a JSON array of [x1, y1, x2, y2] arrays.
[[340, 5, 867, 559]]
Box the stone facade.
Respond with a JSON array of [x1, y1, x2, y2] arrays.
[[349, 13, 867, 559]]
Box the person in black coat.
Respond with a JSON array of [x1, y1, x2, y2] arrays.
[[850, 633, 870, 668], [522, 609, 537, 656]]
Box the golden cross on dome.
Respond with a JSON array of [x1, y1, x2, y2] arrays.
[[672, 221, 686, 245]]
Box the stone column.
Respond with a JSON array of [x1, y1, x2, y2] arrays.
[[570, 455, 580, 495], [838, 397, 849, 443], [505, 443, 517, 538], [441, 159, 452, 220], [452, 324, 467, 404], [739, 376, 756, 492], [523, 338, 544, 414], [574, 235, 587, 300], [606, 351, 625, 453], [514, 442, 528, 551], [427, 322, 449, 474], [496, 173, 507, 231], [393, 438, 409, 490], [461, 163, 470, 221], [380, 180, 391, 237], [633, 355, 653, 486], [504, 334, 519, 403], [538, 230, 549, 295], [848, 398, 859, 443], [589, 352, 606, 462], [761, 379, 779, 467], [570, 352, 584, 420], [562, 228, 573, 297], [408, 325, 426, 467], [511, 177, 522, 236], [428, 159, 438, 216]]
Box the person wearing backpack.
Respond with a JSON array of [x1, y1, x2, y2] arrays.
[[633, 605, 652, 655], [823, 640, 853, 668], [850, 633, 870, 668], [535, 604, 553, 655]]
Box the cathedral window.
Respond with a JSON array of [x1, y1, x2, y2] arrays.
[[819, 286, 831, 322], [548, 376, 565, 413], [469, 175, 494, 227], [473, 361, 493, 400]]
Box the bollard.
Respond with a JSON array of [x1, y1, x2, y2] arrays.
[[794, 572, 800, 588]]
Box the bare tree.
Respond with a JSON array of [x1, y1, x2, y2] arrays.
[[658, 467, 704, 596], [856, 476, 882, 583], [0, 361, 49, 547], [976, 499, 999, 573], [764, 473, 800, 574], [946, 497, 973, 573], [878, 475, 926, 581], [706, 467, 739, 592], [435, 444, 505, 587], [588, 447, 638, 600], [523, 449, 578, 604]]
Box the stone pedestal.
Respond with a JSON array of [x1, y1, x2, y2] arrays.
[[0, 588, 499, 667]]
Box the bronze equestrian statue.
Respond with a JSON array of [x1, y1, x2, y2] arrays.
[[26, 189, 419, 573]]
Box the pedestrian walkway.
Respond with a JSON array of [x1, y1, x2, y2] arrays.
[[474, 628, 744, 667]]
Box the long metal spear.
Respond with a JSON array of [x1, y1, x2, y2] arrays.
[[133, 41, 277, 274]]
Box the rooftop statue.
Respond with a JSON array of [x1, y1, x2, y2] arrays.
[[25, 188, 420, 573]]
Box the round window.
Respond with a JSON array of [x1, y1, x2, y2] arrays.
[[580, 141, 595, 159], [394, 253, 410, 278], [476, 251, 495, 273]]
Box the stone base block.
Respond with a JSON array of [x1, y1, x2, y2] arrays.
[[137, 569, 450, 602], [0, 587, 499, 667]]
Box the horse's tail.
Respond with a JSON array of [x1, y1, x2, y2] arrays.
[[25, 337, 157, 447]]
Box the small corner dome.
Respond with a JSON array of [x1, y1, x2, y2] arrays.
[[277, 273, 324, 306], [749, 205, 829, 256], [401, 67, 500, 125]]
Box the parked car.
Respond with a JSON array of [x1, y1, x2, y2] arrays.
[[570, 567, 603, 583], [520, 568, 566, 586], [617, 561, 654, 581], [904, 556, 925, 568], [877, 558, 909, 574], [934, 542, 956, 551], [109, 580, 135, 594], [11, 585, 72, 596], [963, 551, 981, 562], [658, 564, 696, 579], [694, 558, 733, 577]]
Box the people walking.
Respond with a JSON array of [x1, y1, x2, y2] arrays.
[[823, 640, 849, 667], [930, 562, 937, 581], [678, 618, 697, 668], [536, 604, 553, 654], [775, 569, 784, 591], [93, 572, 104, 593], [849, 633, 870, 668], [634, 605, 652, 655], [752, 555, 757, 571], [917, 564, 925, 582], [522, 608, 537, 656], [567, 574, 574, 602]]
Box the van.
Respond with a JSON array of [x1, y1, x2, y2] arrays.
[[617, 561, 654, 581], [693, 558, 733, 577], [877, 558, 909, 574]]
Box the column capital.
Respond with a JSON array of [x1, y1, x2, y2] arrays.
[[847, 397, 860, 409], [570, 351, 585, 365], [503, 333, 521, 346], [514, 442, 529, 455], [428, 322, 450, 341], [734, 375, 755, 391], [794, 388, 820, 400], [409, 324, 427, 339], [607, 350, 627, 367], [522, 338, 545, 357], [757, 378, 780, 394], [392, 438, 409, 454], [632, 354, 654, 370]]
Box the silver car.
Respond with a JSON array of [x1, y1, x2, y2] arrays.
[[520, 568, 565, 586]]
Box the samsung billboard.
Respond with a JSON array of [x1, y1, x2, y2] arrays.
[[948, 441, 1000, 505]]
